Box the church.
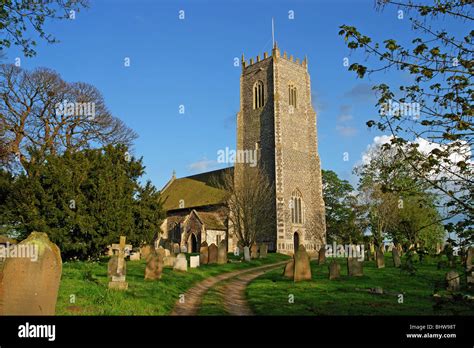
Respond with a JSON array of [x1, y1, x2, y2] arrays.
[[158, 43, 326, 255]]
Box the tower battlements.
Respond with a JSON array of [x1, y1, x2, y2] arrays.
[[241, 44, 308, 70]]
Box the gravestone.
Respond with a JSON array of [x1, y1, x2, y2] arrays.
[[0, 232, 62, 315], [243, 246, 250, 262], [283, 259, 295, 279], [328, 260, 341, 280], [130, 252, 141, 261], [369, 244, 375, 260], [294, 245, 311, 282], [190, 255, 200, 268], [259, 244, 268, 259], [376, 247, 385, 268], [217, 240, 227, 264], [250, 243, 258, 259], [234, 246, 240, 256], [181, 245, 187, 253], [318, 246, 326, 265], [157, 246, 167, 259], [208, 243, 218, 264], [108, 236, 132, 290], [392, 248, 401, 268], [163, 255, 176, 268], [108, 255, 126, 279], [173, 253, 188, 272], [140, 245, 152, 260], [466, 247, 474, 271], [144, 251, 163, 281], [467, 270, 474, 290], [172, 243, 180, 255], [446, 271, 460, 291], [347, 258, 364, 276], [200, 242, 209, 265]]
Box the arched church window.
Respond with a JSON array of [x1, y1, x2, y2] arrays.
[[288, 84, 297, 108], [253, 80, 265, 109], [291, 190, 303, 224]]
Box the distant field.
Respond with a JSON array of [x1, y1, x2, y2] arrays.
[[247, 253, 474, 316], [56, 253, 289, 315]]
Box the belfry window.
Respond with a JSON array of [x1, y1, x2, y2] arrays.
[[291, 190, 303, 224], [253, 81, 265, 109], [289, 84, 297, 108]]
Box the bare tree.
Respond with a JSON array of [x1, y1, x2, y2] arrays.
[[218, 167, 275, 248], [0, 64, 137, 173]]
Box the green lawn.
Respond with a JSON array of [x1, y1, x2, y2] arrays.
[[198, 280, 230, 316], [56, 252, 289, 315], [246, 254, 474, 316]]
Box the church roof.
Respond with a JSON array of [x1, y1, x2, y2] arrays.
[[195, 211, 226, 230], [160, 167, 233, 211]]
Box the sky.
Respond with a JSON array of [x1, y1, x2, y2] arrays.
[[3, 0, 467, 189]]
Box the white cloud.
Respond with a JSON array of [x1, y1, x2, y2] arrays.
[[336, 105, 358, 137], [188, 158, 217, 172], [336, 125, 358, 137], [360, 135, 472, 180]]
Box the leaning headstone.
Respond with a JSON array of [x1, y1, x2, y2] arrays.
[[392, 248, 401, 268], [163, 255, 176, 268], [283, 259, 295, 279], [446, 271, 460, 291], [190, 255, 200, 268], [259, 244, 268, 259], [328, 260, 341, 280], [208, 243, 218, 264], [376, 247, 385, 268], [172, 243, 180, 255], [347, 258, 364, 277], [250, 243, 258, 259], [217, 240, 227, 264], [0, 232, 62, 315], [318, 246, 326, 265], [173, 253, 188, 272], [294, 245, 311, 282], [140, 245, 152, 260], [243, 246, 250, 262], [200, 242, 209, 265], [108, 236, 132, 290], [144, 252, 163, 280]]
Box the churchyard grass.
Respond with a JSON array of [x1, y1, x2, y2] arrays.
[[198, 281, 230, 316], [247, 253, 474, 316], [56, 252, 289, 315]]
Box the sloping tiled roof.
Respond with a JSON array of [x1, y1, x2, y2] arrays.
[[195, 211, 226, 230], [161, 168, 233, 211]]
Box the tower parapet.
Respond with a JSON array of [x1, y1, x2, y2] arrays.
[[241, 43, 307, 70]]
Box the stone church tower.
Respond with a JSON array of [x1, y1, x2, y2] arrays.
[[234, 43, 326, 255]]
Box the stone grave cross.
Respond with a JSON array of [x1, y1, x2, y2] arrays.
[[109, 236, 132, 290]]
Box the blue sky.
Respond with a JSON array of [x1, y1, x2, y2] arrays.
[[4, 0, 465, 189]]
